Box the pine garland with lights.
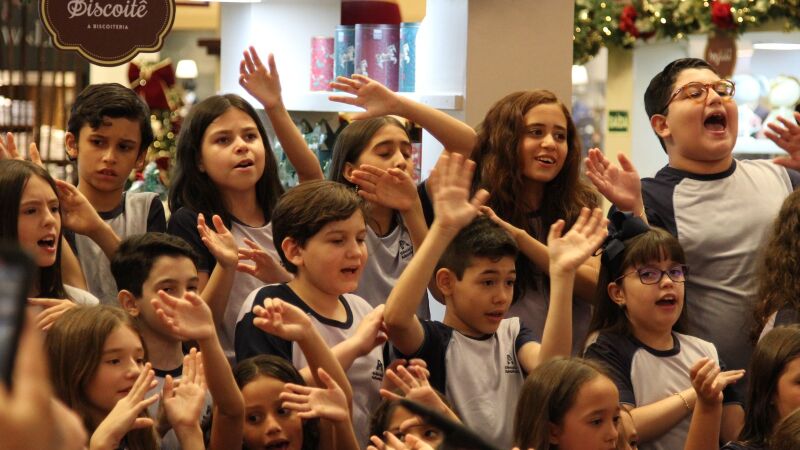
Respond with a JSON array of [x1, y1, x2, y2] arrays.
[[574, 0, 800, 64]]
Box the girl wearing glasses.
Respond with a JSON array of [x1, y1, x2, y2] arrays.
[[584, 213, 745, 450]]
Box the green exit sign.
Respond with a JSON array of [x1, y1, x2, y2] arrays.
[[609, 110, 629, 133]]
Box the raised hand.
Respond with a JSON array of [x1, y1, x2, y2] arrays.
[[690, 357, 745, 405], [0, 132, 43, 166], [252, 298, 313, 342], [163, 349, 208, 431], [237, 238, 290, 284], [328, 74, 402, 120], [151, 290, 215, 341], [91, 363, 159, 450], [547, 207, 608, 275], [584, 148, 643, 213], [380, 365, 456, 421], [239, 46, 284, 110], [381, 358, 429, 392], [28, 298, 77, 331], [280, 367, 349, 422], [368, 431, 436, 450], [54, 179, 107, 236], [350, 304, 389, 356], [428, 152, 489, 234], [197, 213, 239, 270], [351, 164, 419, 211], [767, 111, 800, 170]]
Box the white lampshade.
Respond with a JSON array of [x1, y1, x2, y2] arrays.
[[572, 65, 588, 86], [176, 59, 198, 79]]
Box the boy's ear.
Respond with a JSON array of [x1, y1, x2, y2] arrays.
[[435, 268, 456, 298], [650, 114, 671, 141], [281, 237, 304, 269], [342, 162, 356, 183], [608, 282, 626, 307], [65, 132, 79, 160], [118, 290, 140, 316]]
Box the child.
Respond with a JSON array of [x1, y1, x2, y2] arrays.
[[0, 159, 103, 327], [328, 74, 477, 317], [752, 190, 800, 340], [585, 57, 800, 393], [584, 213, 744, 450], [64, 83, 166, 305], [723, 325, 800, 450], [168, 47, 322, 359], [383, 151, 608, 447], [235, 179, 388, 445], [513, 357, 620, 450], [44, 305, 208, 450], [111, 233, 221, 450]]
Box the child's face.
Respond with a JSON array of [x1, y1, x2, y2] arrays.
[[386, 405, 444, 448], [616, 410, 638, 450], [242, 375, 303, 450], [66, 117, 145, 198], [17, 175, 60, 267], [442, 256, 516, 337], [550, 376, 620, 450], [608, 258, 685, 338], [657, 68, 738, 170], [774, 357, 800, 422], [291, 210, 368, 297], [85, 325, 145, 421], [133, 255, 199, 339], [200, 107, 266, 198], [517, 103, 568, 188], [345, 124, 414, 180]]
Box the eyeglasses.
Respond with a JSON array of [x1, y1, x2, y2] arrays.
[[614, 265, 689, 285], [661, 79, 736, 114]]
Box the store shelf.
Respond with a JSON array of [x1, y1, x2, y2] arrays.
[[281, 90, 464, 112]]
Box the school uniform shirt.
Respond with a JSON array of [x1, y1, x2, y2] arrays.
[[356, 214, 429, 319], [758, 306, 799, 341], [585, 331, 739, 450], [639, 159, 800, 396], [168, 207, 281, 361], [67, 192, 165, 305], [146, 365, 213, 450], [234, 283, 386, 447], [394, 317, 535, 449]]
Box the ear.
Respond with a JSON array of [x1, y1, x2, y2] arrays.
[[65, 132, 79, 160], [548, 421, 562, 445], [281, 237, 304, 269], [607, 281, 626, 307], [118, 290, 141, 316], [343, 162, 356, 183], [435, 268, 456, 298], [650, 114, 671, 141], [135, 150, 147, 170]]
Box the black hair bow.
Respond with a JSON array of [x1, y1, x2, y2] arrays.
[[600, 210, 650, 275]]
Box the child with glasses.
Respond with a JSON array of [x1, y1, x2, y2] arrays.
[[584, 57, 800, 401], [585, 212, 745, 450]]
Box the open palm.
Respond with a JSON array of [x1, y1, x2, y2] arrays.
[[584, 148, 642, 212], [239, 46, 283, 109], [547, 208, 608, 273], [328, 74, 401, 120], [351, 165, 418, 211]]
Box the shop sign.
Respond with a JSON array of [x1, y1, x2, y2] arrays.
[[704, 34, 737, 78], [608, 110, 629, 133], [39, 0, 175, 67]]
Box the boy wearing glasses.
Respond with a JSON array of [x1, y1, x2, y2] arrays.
[[585, 57, 800, 397]]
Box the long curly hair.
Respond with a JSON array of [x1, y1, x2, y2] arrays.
[[472, 90, 598, 298], [753, 190, 800, 341]]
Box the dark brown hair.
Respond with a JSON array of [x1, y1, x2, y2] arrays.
[[770, 407, 800, 450], [436, 216, 518, 279]]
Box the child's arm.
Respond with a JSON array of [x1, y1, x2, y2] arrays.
[[330, 75, 477, 157], [152, 290, 244, 450], [349, 165, 427, 249], [766, 111, 800, 171], [685, 358, 745, 450], [161, 349, 208, 450], [89, 363, 159, 450], [517, 207, 608, 371], [54, 180, 120, 259], [481, 205, 603, 302], [239, 46, 323, 182], [383, 152, 489, 355], [251, 298, 353, 405], [236, 238, 292, 284], [281, 367, 360, 450], [584, 148, 648, 223], [195, 214, 239, 325]]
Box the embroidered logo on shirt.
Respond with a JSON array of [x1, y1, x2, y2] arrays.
[[399, 239, 413, 260], [505, 352, 520, 374], [372, 360, 385, 381]]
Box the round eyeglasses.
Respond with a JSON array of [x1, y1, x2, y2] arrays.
[[661, 79, 736, 114], [614, 265, 689, 285]]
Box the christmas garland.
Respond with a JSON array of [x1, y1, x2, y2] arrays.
[[574, 0, 800, 65]]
